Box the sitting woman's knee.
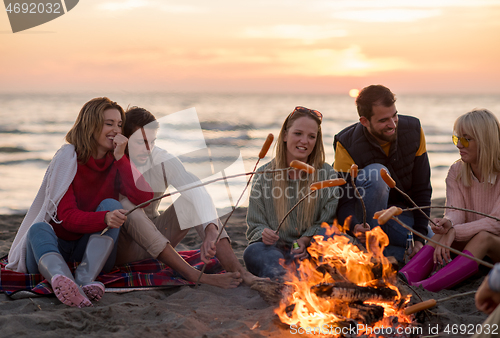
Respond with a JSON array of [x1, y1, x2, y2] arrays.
[[471, 231, 495, 245], [27, 222, 54, 240], [98, 198, 123, 212]]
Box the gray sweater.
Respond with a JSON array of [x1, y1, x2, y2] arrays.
[[246, 161, 340, 246]]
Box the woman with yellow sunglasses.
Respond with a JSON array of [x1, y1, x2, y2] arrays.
[[400, 109, 500, 291]]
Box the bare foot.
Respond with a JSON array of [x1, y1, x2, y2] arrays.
[[200, 271, 242, 289], [240, 270, 269, 286]]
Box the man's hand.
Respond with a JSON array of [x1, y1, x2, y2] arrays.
[[201, 223, 218, 264], [433, 227, 456, 265], [431, 217, 452, 235], [353, 223, 370, 244], [476, 276, 500, 314], [262, 228, 280, 246], [292, 236, 312, 260], [105, 209, 127, 228]]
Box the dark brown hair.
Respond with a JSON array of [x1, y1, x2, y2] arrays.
[[356, 85, 396, 120], [123, 106, 159, 139]]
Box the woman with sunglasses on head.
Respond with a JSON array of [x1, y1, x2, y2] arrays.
[[7, 97, 153, 307], [244, 106, 340, 279], [400, 109, 500, 292]]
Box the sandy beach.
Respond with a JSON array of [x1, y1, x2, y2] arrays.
[[0, 200, 490, 338]]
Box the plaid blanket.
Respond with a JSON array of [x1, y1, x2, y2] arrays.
[[0, 250, 223, 297]]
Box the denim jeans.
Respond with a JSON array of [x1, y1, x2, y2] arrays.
[[243, 241, 297, 280], [25, 198, 122, 274], [338, 163, 418, 262]]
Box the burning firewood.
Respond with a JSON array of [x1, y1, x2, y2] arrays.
[[251, 280, 290, 304], [274, 224, 415, 331], [334, 302, 385, 326], [311, 282, 398, 302]]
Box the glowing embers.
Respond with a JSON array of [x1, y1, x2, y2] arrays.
[[275, 221, 414, 337]]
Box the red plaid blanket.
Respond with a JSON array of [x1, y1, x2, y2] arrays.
[[0, 250, 223, 297]]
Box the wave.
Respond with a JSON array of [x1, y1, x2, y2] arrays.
[[0, 147, 28, 153], [0, 128, 30, 134], [200, 121, 254, 131], [0, 158, 51, 166]]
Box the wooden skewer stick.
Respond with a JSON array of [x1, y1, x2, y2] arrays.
[[274, 178, 346, 234], [194, 134, 274, 288], [381, 214, 494, 269], [404, 290, 476, 315], [272, 159, 318, 233], [380, 168, 438, 228], [100, 168, 288, 236], [349, 164, 368, 229], [401, 205, 500, 222]]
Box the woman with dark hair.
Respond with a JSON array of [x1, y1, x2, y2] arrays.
[[7, 97, 153, 307], [400, 109, 500, 292], [243, 106, 340, 279], [117, 106, 259, 288]]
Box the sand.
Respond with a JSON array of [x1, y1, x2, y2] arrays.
[[0, 201, 490, 338]]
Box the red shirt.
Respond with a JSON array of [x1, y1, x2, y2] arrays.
[[52, 153, 153, 240]]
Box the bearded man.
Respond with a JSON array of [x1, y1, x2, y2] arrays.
[[333, 85, 432, 263]]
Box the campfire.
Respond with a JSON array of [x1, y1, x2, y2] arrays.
[[275, 220, 416, 337]]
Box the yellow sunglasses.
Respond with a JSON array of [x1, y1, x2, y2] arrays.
[[452, 135, 471, 148]]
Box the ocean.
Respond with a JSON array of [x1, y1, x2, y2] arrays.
[[1, 92, 500, 215]]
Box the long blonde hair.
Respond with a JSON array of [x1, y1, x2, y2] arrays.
[[454, 109, 500, 186], [271, 108, 325, 232], [66, 97, 125, 163]]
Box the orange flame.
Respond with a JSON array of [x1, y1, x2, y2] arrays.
[[275, 221, 412, 336]]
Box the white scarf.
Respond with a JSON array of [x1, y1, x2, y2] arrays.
[[6, 144, 77, 273]]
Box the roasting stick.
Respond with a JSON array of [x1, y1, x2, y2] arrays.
[[349, 164, 368, 229], [194, 134, 274, 288], [375, 207, 494, 269], [380, 169, 438, 227], [404, 290, 476, 315], [401, 205, 500, 222], [274, 178, 347, 233], [274, 165, 347, 234], [99, 169, 289, 236], [274, 160, 316, 234]]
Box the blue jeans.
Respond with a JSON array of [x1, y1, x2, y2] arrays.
[[338, 163, 416, 262], [243, 242, 297, 280], [25, 199, 122, 274]]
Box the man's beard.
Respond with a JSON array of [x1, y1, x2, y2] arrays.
[[368, 124, 397, 143]]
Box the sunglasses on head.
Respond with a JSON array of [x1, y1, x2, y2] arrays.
[[452, 135, 471, 148], [290, 106, 323, 121]]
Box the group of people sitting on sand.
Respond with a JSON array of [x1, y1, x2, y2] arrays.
[[5, 85, 500, 328]]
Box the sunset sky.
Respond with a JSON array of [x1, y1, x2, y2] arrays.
[[1, 0, 500, 93]]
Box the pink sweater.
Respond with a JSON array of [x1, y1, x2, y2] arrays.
[[445, 161, 500, 241]]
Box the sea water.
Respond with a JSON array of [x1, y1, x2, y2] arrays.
[[1, 92, 499, 215]]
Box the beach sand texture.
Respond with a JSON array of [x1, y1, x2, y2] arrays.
[[0, 202, 490, 337]]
